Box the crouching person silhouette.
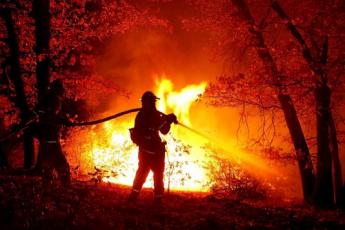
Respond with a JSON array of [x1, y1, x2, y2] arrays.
[[128, 91, 177, 205]]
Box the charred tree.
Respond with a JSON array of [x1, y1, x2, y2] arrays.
[[1, 8, 35, 169], [33, 0, 51, 104], [271, 0, 339, 208], [231, 0, 315, 202]]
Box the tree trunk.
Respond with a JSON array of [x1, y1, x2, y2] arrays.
[[313, 84, 334, 208], [329, 113, 343, 206], [1, 8, 35, 169], [0, 119, 8, 168], [271, 1, 338, 207], [278, 94, 315, 202], [33, 0, 51, 104], [231, 0, 315, 202], [0, 143, 7, 168]]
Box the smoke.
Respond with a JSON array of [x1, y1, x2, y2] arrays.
[[95, 29, 222, 108]]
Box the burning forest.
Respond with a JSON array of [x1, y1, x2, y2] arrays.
[[1, 0, 345, 229]]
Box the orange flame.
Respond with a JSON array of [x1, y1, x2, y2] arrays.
[[84, 76, 210, 191], [156, 78, 207, 125], [67, 76, 290, 197]]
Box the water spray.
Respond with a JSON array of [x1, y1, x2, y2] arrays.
[[176, 121, 281, 177], [176, 122, 211, 141]]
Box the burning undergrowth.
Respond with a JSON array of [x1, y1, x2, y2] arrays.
[[65, 119, 210, 192], [204, 153, 267, 200], [63, 77, 286, 199], [65, 125, 273, 200], [64, 77, 209, 191]]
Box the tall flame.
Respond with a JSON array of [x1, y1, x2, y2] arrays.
[[68, 76, 288, 196], [83, 76, 209, 191], [156, 78, 207, 125]]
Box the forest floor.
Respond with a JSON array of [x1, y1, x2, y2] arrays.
[[0, 175, 345, 230]]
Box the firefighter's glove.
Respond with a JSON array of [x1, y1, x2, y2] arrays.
[[167, 113, 178, 124]]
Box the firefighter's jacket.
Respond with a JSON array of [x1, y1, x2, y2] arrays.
[[131, 109, 171, 154]]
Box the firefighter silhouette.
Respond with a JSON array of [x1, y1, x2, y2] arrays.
[[36, 79, 71, 186], [128, 91, 177, 204]]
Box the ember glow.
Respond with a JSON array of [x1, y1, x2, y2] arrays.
[[85, 77, 210, 191]]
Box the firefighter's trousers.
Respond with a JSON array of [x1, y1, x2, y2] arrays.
[[132, 150, 165, 198]]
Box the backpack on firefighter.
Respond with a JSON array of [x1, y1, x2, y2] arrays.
[[129, 126, 167, 154], [129, 127, 140, 146]]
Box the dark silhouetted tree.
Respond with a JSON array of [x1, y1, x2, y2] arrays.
[[0, 7, 34, 169], [271, 0, 344, 208]]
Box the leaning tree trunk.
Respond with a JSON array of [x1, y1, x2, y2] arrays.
[[231, 0, 315, 202], [1, 8, 35, 169], [33, 0, 51, 104], [278, 94, 315, 202]]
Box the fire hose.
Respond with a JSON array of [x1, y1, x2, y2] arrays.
[[0, 108, 141, 142], [69, 108, 209, 141], [67, 108, 142, 126], [1, 107, 208, 142]]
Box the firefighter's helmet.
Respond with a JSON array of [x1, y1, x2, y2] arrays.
[[141, 91, 159, 102]]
